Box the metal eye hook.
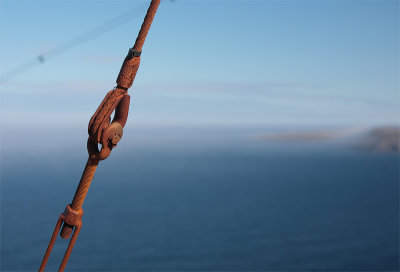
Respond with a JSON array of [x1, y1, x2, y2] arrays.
[[87, 90, 130, 162], [60, 90, 130, 241]]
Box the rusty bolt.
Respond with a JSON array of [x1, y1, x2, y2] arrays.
[[111, 134, 121, 146]]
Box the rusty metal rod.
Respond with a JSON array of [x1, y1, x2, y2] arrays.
[[60, 159, 98, 239], [39, 0, 162, 270], [133, 0, 161, 52], [117, 0, 161, 89], [59, 0, 161, 240], [39, 218, 63, 271]]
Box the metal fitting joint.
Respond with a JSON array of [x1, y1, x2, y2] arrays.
[[63, 205, 84, 227], [127, 48, 141, 59]]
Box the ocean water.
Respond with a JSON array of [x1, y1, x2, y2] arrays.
[[1, 130, 399, 271]]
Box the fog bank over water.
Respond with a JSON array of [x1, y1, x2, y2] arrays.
[[1, 124, 398, 156]]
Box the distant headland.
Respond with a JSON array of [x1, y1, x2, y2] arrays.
[[255, 126, 399, 153], [357, 126, 399, 153]]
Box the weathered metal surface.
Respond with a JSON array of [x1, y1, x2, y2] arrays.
[[39, 205, 83, 272], [116, 56, 140, 89], [117, 0, 161, 88], [133, 0, 161, 52], [39, 0, 161, 270]]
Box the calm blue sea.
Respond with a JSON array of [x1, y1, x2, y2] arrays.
[[1, 128, 399, 271]]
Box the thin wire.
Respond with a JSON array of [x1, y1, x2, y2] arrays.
[[0, 1, 150, 84]]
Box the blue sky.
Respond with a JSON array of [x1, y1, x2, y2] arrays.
[[0, 0, 398, 129]]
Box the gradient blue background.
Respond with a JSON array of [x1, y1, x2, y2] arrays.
[[0, 0, 398, 130]]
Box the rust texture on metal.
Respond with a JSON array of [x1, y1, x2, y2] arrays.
[[133, 0, 161, 52], [39, 205, 83, 272], [117, 0, 161, 89], [116, 56, 140, 89], [59, 160, 97, 239], [39, 1, 161, 271], [88, 87, 127, 143]]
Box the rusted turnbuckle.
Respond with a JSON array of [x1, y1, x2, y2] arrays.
[[39, 0, 161, 271]]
